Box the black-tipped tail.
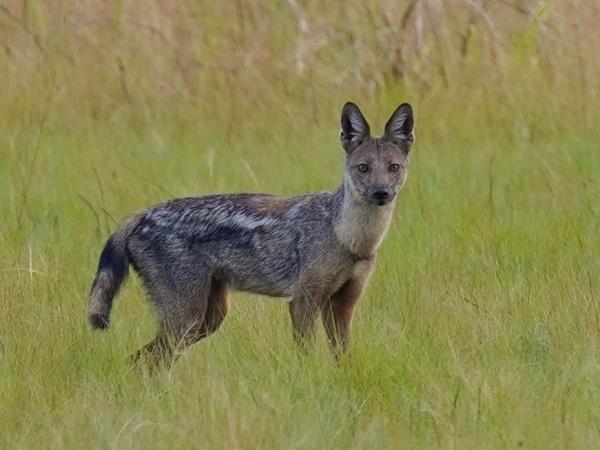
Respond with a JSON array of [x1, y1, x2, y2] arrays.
[[89, 313, 110, 330], [88, 213, 142, 330]]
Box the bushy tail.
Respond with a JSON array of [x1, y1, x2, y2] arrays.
[[88, 213, 143, 330]]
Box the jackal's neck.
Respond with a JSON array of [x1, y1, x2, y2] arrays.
[[332, 178, 396, 258]]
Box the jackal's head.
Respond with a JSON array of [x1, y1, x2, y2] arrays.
[[340, 102, 415, 206]]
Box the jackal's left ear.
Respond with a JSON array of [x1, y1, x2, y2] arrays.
[[384, 103, 415, 145], [340, 102, 371, 152]]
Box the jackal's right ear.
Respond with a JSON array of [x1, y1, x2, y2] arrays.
[[340, 102, 371, 152]]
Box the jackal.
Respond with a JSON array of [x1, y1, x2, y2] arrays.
[[88, 102, 415, 363]]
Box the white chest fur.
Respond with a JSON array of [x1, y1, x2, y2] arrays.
[[334, 191, 395, 258]]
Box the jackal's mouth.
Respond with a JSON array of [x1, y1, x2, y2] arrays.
[[371, 197, 394, 206], [368, 190, 395, 206]]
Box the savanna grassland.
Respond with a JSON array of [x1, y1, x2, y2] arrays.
[[1, 1, 600, 448]]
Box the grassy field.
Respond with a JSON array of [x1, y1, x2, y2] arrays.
[[2, 1, 600, 448]]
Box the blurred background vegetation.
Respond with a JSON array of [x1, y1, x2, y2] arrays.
[[1, 0, 598, 138]]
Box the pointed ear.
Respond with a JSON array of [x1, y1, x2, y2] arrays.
[[384, 103, 415, 145], [340, 102, 370, 152]]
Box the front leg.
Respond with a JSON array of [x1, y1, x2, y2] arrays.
[[289, 280, 325, 352], [322, 261, 374, 359]]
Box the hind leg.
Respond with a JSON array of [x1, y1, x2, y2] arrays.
[[131, 276, 229, 365], [129, 334, 173, 366], [130, 271, 211, 365], [196, 277, 229, 340]]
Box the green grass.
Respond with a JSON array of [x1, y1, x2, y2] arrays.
[[2, 1, 600, 448]]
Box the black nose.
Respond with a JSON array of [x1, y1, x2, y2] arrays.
[[372, 190, 389, 201]]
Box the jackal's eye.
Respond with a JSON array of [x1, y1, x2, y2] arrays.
[[357, 164, 369, 173], [389, 163, 400, 172]]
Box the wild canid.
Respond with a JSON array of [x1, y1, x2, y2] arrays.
[[88, 102, 415, 363]]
